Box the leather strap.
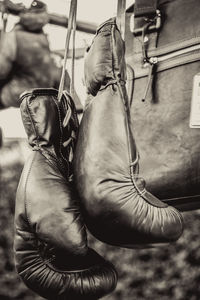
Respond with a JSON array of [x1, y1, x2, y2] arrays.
[[133, 0, 161, 37], [134, 0, 158, 17], [58, 0, 77, 102]]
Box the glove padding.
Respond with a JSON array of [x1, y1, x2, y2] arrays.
[[74, 19, 184, 248], [14, 88, 117, 300], [84, 18, 126, 96]]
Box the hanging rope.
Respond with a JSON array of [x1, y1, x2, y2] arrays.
[[116, 0, 126, 40], [70, 0, 77, 99], [58, 0, 77, 102]]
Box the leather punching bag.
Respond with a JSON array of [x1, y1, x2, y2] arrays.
[[73, 19, 184, 248], [14, 88, 117, 300]]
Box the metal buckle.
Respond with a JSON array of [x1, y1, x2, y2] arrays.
[[130, 9, 161, 35]]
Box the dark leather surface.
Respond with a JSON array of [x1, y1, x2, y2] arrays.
[[84, 18, 126, 96], [134, 0, 157, 17], [125, 0, 200, 208], [126, 0, 200, 58], [74, 20, 183, 248], [14, 89, 117, 299], [130, 64, 200, 200]]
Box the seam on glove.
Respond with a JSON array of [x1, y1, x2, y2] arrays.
[[51, 94, 70, 177], [24, 153, 37, 232], [26, 96, 40, 148]]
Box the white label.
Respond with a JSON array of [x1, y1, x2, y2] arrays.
[[190, 73, 200, 128]]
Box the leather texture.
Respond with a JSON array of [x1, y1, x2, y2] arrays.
[[14, 88, 117, 300], [74, 19, 183, 248], [84, 19, 126, 96], [125, 0, 200, 210], [134, 0, 157, 17]]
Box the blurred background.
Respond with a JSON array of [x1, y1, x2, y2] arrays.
[[1, 1, 200, 300]]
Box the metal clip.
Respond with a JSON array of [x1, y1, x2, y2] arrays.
[[130, 10, 161, 35]]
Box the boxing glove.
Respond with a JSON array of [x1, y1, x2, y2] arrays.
[[73, 19, 184, 248], [14, 88, 117, 300]]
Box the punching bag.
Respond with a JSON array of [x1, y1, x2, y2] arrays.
[[73, 18, 184, 248]]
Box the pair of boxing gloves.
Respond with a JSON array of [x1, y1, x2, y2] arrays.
[[14, 19, 183, 299]]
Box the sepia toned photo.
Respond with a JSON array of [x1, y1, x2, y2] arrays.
[[0, 1, 199, 299]]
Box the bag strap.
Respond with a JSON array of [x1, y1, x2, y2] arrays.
[[58, 0, 77, 102], [134, 0, 158, 18], [133, 0, 161, 35]]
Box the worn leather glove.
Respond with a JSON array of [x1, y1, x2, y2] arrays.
[[84, 18, 126, 96], [14, 88, 117, 300], [73, 19, 184, 248]]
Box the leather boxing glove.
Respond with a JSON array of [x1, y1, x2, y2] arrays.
[[14, 88, 117, 300], [73, 19, 184, 248]]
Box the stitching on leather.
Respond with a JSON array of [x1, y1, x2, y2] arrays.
[[129, 50, 200, 79], [26, 95, 40, 148], [32, 88, 58, 96], [135, 6, 156, 11], [24, 153, 36, 231], [43, 256, 112, 274], [153, 36, 200, 51], [132, 36, 200, 55], [51, 94, 69, 175], [110, 25, 115, 81], [139, 188, 147, 196], [96, 18, 116, 34], [39, 148, 62, 173], [129, 164, 147, 197]]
